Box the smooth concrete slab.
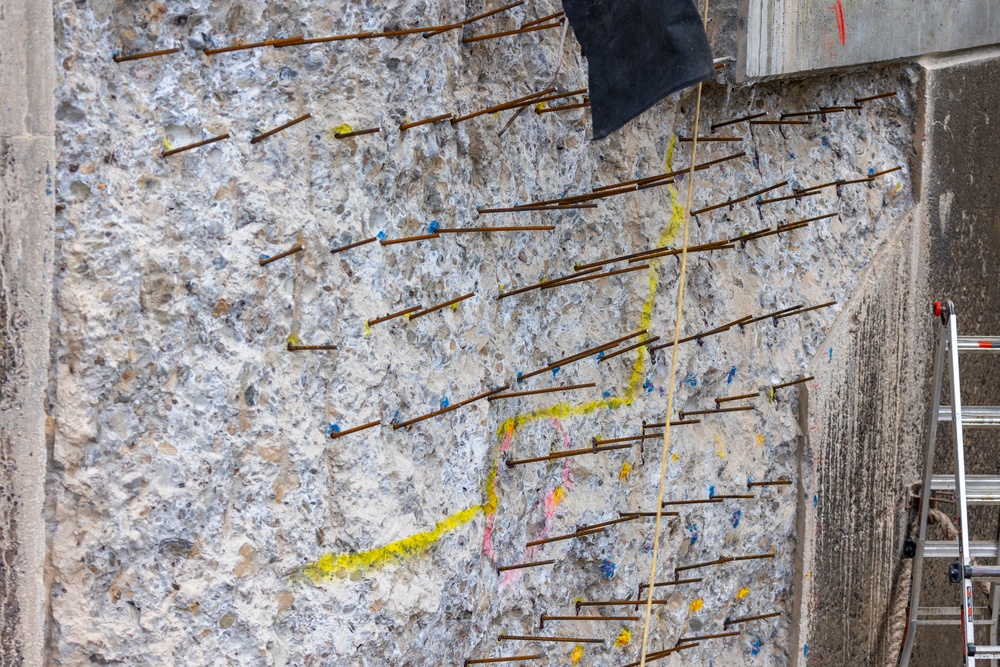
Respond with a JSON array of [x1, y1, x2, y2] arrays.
[[0, 0, 55, 665], [742, 0, 1000, 79]]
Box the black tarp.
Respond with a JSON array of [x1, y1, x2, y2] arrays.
[[561, 0, 713, 140]]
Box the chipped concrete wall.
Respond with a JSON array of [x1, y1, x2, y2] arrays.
[[0, 0, 55, 666], [45, 1, 922, 665]]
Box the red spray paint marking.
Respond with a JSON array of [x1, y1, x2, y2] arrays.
[[830, 0, 846, 46]]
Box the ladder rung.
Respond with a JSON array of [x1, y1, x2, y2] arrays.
[[956, 336, 1000, 352], [972, 645, 1000, 659], [957, 336, 1000, 351], [937, 405, 1000, 427], [918, 606, 992, 616], [930, 474, 1000, 504], [916, 619, 996, 626], [923, 540, 999, 558]]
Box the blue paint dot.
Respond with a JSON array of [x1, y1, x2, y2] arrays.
[[600, 560, 616, 579], [803, 644, 809, 657], [261, 254, 272, 260], [516, 372, 523, 381], [788, 152, 795, 159], [829, 347, 834, 360], [551, 366, 561, 377], [376, 231, 386, 240], [821, 137, 830, 147], [813, 494, 818, 508], [709, 485, 715, 498], [602, 390, 611, 398], [726, 366, 737, 384], [687, 523, 700, 545], [751, 638, 763, 656], [641, 539, 653, 553], [868, 167, 876, 176], [440, 397, 450, 408], [428, 220, 440, 234], [326, 424, 340, 436], [731, 508, 742, 528], [683, 373, 697, 387]]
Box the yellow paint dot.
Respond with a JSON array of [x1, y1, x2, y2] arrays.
[[286, 334, 301, 346], [362, 320, 371, 338], [689, 599, 704, 612], [450, 302, 460, 311], [552, 486, 567, 506], [333, 123, 353, 137], [672, 452, 679, 462], [755, 433, 765, 447], [162, 137, 173, 150], [618, 462, 632, 480], [737, 586, 750, 599], [614, 628, 632, 648], [569, 645, 584, 664], [715, 434, 726, 458]]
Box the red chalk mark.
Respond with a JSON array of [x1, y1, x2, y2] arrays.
[[830, 0, 846, 46]]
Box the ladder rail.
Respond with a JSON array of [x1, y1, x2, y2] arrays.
[[947, 305, 978, 664], [899, 312, 950, 667]]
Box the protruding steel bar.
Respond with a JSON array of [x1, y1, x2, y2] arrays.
[[497, 560, 555, 573], [260, 243, 303, 266], [772, 376, 814, 390], [772, 300, 836, 321], [162, 133, 230, 157], [251, 113, 312, 144], [424, 1, 526, 37], [526, 527, 605, 548], [367, 306, 422, 327], [399, 113, 453, 130], [114, 47, 180, 63], [489, 383, 596, 401], [724, 611, 782, 627], [505, 443, 632, 467], [393, 384, 507, 430], [710, 112, 767, 132], [330, 420, 380, 439]]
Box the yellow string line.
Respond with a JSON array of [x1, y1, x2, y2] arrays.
[[636, 0, 711, 663]]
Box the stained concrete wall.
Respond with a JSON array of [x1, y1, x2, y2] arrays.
[[791, 47, 1000, 667], [742, 0, 1000, 79], [0, 0, 56, 666]]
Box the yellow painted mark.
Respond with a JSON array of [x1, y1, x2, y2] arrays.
[[689, 599, 704, 612], [619, 461, 632, 480], [301, 506, 482, 582], [286, 334, 301, 346], [614, 628, 632, 649], [333, 123, 353, 137], [755, 433, 765, 447], [715, 433, 726, 458], [451, 302, 460, 311], [552, 486, 567, 506], [672, 452, 679, 462], [535, 102, 547, 111], [737, 586, 750, 599], [162, 137, 173, 150], [362, 320, 371, 339], [569, 645, 585, 664], [296, 137, 694, 581]]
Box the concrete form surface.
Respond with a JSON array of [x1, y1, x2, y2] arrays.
[[743, 0, 1000, 79], [0, 0, 55, 666]]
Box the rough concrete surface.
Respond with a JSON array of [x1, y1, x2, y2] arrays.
[[742, 0, 1000, 79], [46, 0, 919, 661], [0, 0, 56, 666], [905, 47, 1000, 667]]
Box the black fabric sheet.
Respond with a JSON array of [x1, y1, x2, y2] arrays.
[[562, 0, 713, 140]]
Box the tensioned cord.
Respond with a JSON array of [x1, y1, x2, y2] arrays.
[[636, 0, 712, 663]]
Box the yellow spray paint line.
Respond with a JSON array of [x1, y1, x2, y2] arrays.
[[299, 138, 685, 582]]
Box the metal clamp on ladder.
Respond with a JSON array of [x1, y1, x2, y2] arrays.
[[899, 300, 1000, 666]]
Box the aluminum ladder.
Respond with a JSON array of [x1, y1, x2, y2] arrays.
[[900, 300, 1000, 666]]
